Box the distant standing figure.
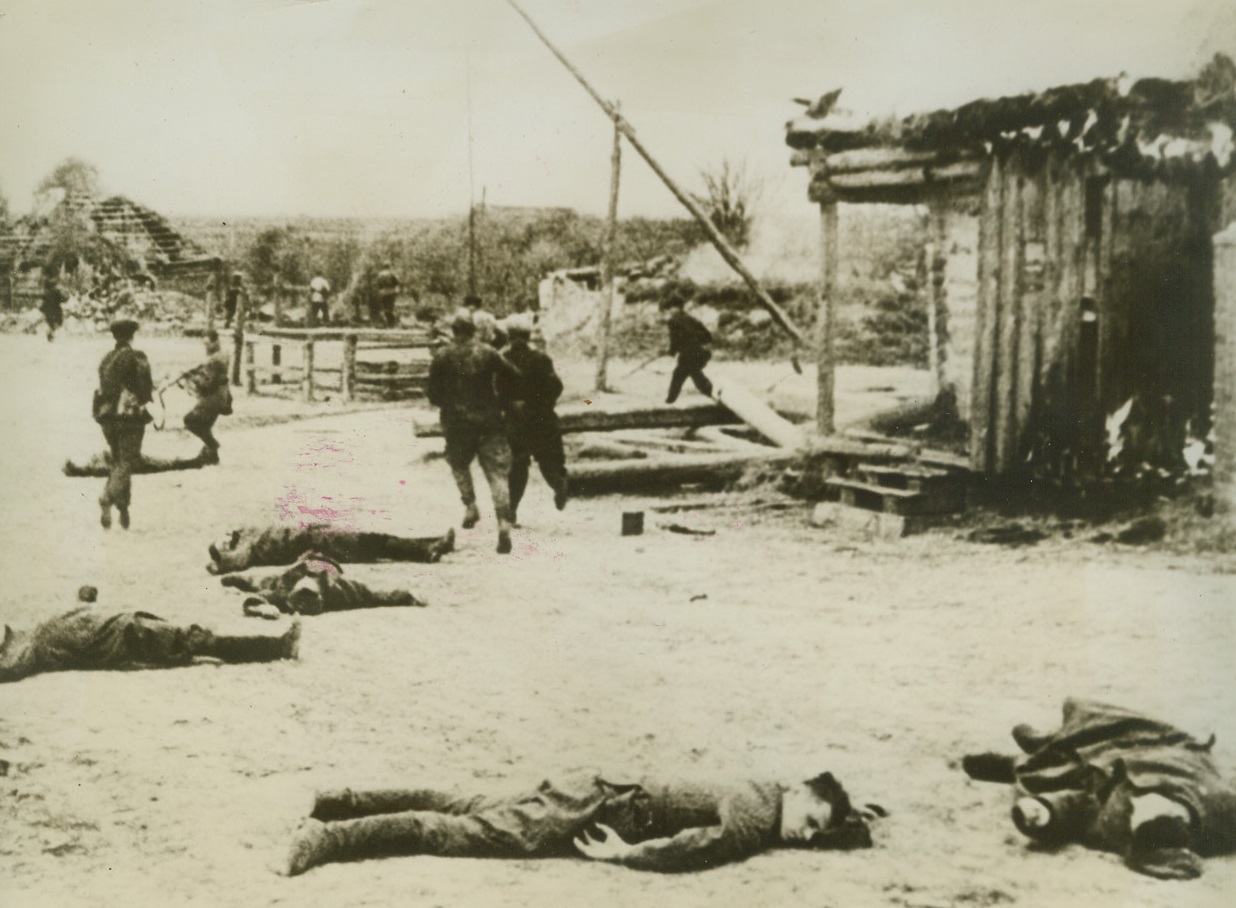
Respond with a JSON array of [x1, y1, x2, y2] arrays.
[[503, 316, 568, 524], [661, 289, 714, 404], [92, 318, 153, 530], [427, 311, 521, 554], [183, 329, 232, 464], [464, 294, 503, 347], [308, 275, 331, 326], [40, 266, 65, 342], [372, 263, 400, 328], [224, 272, 245, 328]]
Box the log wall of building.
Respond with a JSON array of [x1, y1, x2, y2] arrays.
[[970, 146, 1219, 476]]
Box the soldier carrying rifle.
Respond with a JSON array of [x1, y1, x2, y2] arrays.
[[161, 330, 232, 464]]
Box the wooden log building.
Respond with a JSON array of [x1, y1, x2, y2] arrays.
[[787, 55, 1236, 483]]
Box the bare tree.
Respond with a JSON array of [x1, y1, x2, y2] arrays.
[[694, 158, 763, 250]]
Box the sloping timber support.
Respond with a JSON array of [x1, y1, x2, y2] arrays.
[[708, 373, 804, 448]]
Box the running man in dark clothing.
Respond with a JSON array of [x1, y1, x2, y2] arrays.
[[502, 315, 568, 524], [661, 288, 714, 404]]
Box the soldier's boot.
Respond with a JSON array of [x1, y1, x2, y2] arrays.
[[203, 619, 301, 663], [99, 498, 112, 530], [285, 812, 427, 876], [428, 528, 455, 562], [554, 475, 570, 512], [117, 505, 130, 530], [462, 503, 481, 529], [496, 517, 513, 555]]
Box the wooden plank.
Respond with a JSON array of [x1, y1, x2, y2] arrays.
[[411, 402, 739, 438], [827, 160, 985, 191], [970, 153, 1003, 472], [709, 373, 804, 448], [1013, 160, 1044, 466], [992, 150, 1023, 473], [568, 450, 795, 497], [256, 327, 431, 344]]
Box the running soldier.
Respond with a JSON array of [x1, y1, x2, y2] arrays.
[[503, 315, 568, 524], [92, 317, 154, 529], [181, 329, 232, 464], [427, 312, 521, 554]]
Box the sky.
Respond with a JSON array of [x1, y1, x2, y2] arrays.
[[1, 0, 1232, 221]]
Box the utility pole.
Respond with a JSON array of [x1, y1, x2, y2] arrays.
[[595, 107, 622, 392]]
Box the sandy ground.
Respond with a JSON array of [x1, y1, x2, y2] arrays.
[[1, 333, 1234, 908]]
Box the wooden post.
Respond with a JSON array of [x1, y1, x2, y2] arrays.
[[302, 341, 316, 402], [342, 334, 358, 402], [208, 257, 223, 330], [595, 107, 622, 392], [245, 340, 257, 393], [1212, 221, 1236, 514], [816, 200, 839, 434], [271, 344, 282, 384], [926, 207, 947, 397], [230, 271, 246, 386]]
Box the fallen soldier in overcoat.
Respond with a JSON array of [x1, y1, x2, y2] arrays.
[[962, 697, 1236, 879], [221, 552, 428, 618], [207, 525, 454, 574], [284, 768, 880, 876], [0, 587, 300, 683]]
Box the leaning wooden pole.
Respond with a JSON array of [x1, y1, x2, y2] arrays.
[[505, 0, 807, 358], [595, 109, 622, 392]]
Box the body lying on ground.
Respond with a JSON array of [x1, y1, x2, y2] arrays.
[[285, 768, 880, 876], [207, 525, 455, 574], [221, 552, 428, 617], [0, 587, 300, 683], [963, 697, 1236, 879], [64, 448, 212, 478]]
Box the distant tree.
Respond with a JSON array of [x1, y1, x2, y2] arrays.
[[0, 186, 9, 228], [693, 158, 762, 249], [36, 157, 101, 205], [32, 157, 114, 273]]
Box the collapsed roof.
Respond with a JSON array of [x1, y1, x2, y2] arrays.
[[786, 54, 1236, 204]]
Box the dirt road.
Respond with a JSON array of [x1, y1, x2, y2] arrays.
[[1, 334, 1233, 908]]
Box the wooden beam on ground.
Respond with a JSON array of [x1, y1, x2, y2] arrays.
[[569, 450, 796, 497], [709, 373, 804, 448], [412, 401, 738, 438]]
